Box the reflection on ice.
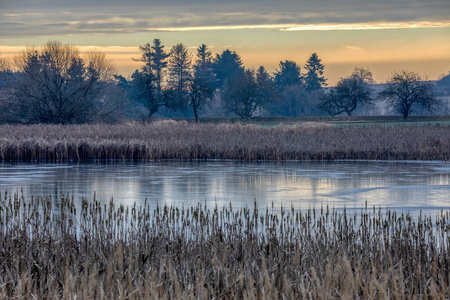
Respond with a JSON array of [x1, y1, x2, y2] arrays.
[[0, 160, 449, 216]]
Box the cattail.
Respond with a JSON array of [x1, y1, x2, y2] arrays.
[[0, 122, 449, 161], [0, 193, 449, 298]]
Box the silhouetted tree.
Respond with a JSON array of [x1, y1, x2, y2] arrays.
[[436, 72, 450, 96], [9, 41, 119, 124], [133, 39, 169, 95], [255, 66, 278, 109], [196, 44, 212, 65], [0, 56, 8, 91], [132, 39, 170, 118], [130, 70, 164, 118], [168, 43, 192, 93], [0, 56, 7, 74], [222, 69, 258, 118], [223, 68, 274, 118], [319, 67, 374, 116], [379, 70, 436, 119], [270, 85, 324, 117], [189, 44, 215, 122], [151, 39, 170, 93], [303, 53, 327, 90], [167, 43, 192, 111], [0, 56, 13, 121], [272, 60, 325, 116], [212, 49, 243, 89], [274, 60, 302, 90]]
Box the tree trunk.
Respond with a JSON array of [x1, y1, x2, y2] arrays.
[[403, 111, 409, 119], [193, 104, 199, 123], [148, 107, 158, 119]]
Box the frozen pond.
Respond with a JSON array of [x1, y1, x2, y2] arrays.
[[0, 161, 449, 214]]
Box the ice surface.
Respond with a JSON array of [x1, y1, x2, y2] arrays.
[[0, 160, 448, 216]]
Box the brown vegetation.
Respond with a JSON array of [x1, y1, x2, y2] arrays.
[[0, 192, 449, 298], [0, 121, 449, 161]]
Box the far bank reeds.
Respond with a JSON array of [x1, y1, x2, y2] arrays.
[[0, 193, 449, 298], [0, 120, 449, 161]]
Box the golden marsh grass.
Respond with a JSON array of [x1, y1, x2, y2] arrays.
[[0, 121, 449, 161], [0, 192, 449, 298]]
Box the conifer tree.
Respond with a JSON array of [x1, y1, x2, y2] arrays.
[[304, 53, 327, 90], [189, 44, 215, 122], [212, 49, 243, 88], [274, 60, 302, 90]]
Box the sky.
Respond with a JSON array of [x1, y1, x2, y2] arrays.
[[0, 0, 449, 85]]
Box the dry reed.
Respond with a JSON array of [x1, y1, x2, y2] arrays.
[[0, 192, 449, 299], [0, 120, 449, 161]]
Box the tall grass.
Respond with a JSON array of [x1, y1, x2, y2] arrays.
[[1, 192, 449, 298], [0, 121, 449, 161]]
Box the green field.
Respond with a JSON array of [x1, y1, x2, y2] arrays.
[[185, 115, 450, 127]]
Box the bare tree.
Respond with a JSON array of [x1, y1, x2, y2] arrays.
[[0, 55, 9, 91], [0, 55, 14, 122], [8, 41, 119, 123], [379, 70, 437, 119], [223, 69, 257, 118], [319, 67, 374, 116], [222, 68, 274, 118]]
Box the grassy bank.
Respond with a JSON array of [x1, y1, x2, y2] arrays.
[[0, 120, 449, 161], [0, 193, 449, 298], [189, 115, 450, 127]]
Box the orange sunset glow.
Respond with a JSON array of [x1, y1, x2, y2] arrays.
[[1, 0, 449, 84]]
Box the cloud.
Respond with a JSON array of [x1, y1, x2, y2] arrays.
[[1, 0, 449, 38], [342, 45, 365, 52], [1, 11, 449, 39], [283, 21, 450, 31]]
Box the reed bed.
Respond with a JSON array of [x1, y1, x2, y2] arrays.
[[0, 120, 449, 161], [0, 192, 449, 299]]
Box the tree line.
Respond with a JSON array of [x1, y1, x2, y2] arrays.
[[122, 39, 328, 122], [0, 40, 447, 124]]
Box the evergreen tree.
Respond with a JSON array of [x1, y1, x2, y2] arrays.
[[196, 44, 213, 66], [255, 66, 278, 107], [151, 39, 169, 93], [131, 39, 170, 118], [133, 39, 169, 94], [436, 72, 450, 97], [168, 43, 192, 93], [189, 44, 215, 122], [303, 53, 327, 90], [167, 43, 192, 111], [274, 60, 302, 90], [212, 49, 243, 88]]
